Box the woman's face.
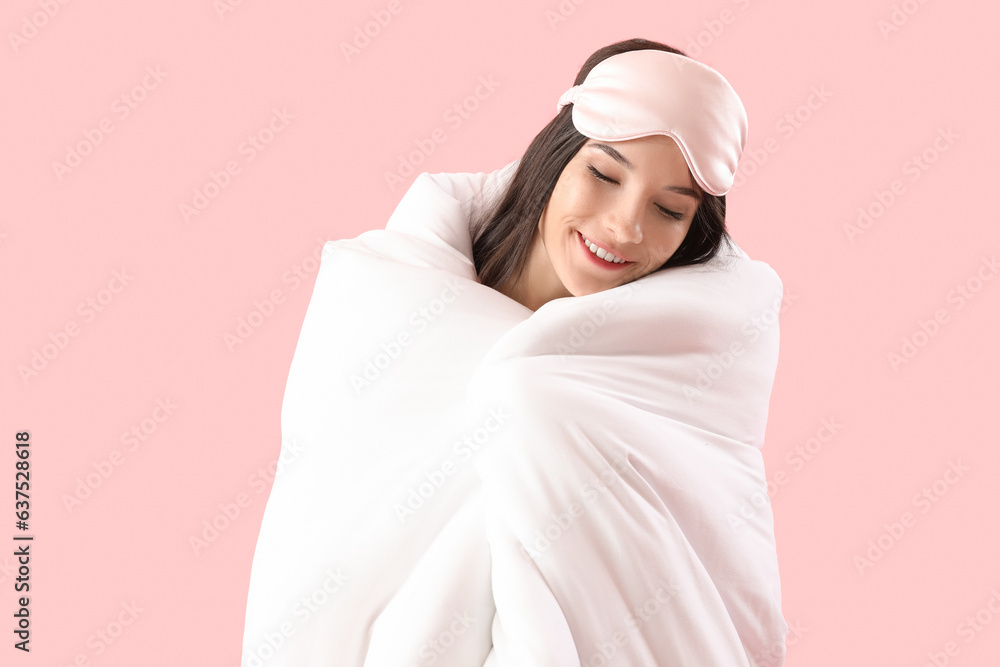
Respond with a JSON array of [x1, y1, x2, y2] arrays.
[[535, 135, 701, 298]]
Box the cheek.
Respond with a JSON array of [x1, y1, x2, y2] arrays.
[[552, 182, 602, 226], [650, 223, 691, 261]]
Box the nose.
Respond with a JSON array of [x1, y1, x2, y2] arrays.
[[602, 196, 644, 245]]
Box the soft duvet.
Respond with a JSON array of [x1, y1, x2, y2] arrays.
[[240, 161, 789, 667]]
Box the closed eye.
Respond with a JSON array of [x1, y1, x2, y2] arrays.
[[588, 165, 685, 221], [588, 164, 617, 184]]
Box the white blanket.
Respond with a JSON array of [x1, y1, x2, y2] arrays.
[[240, 161, 789, 667]]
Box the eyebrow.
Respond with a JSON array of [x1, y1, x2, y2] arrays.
[[589, 143, 701, 200]]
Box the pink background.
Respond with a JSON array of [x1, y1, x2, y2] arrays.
[[2, 0, 998, 665]]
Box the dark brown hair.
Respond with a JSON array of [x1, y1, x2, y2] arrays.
[[471, 37, 732, 291]]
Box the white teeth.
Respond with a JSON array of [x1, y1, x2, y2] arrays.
[[581, 234, 625, 263]]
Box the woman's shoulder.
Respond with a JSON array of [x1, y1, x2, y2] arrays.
[[379, 160, 520, 255], [423, 159, 520, 222]]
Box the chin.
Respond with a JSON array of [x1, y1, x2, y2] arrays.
[[563, 275, 614, 298]]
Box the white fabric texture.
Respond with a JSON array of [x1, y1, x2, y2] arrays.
[[240, 160, 789, 667]]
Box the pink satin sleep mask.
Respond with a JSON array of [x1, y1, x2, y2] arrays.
[[556, 49, 748, 196]]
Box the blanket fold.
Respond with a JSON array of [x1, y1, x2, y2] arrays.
[[240, 161, 788, 667]]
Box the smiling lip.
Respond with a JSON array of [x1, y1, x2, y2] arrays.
[[577, 230, 633, 269]]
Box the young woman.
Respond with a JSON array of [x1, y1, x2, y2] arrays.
[[241, 38, 788, 667]]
